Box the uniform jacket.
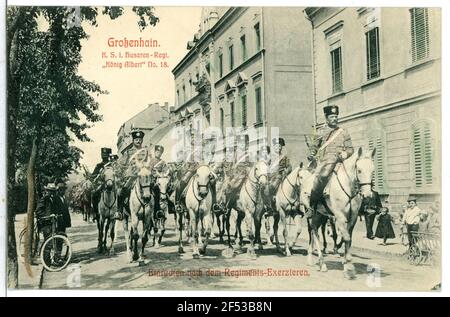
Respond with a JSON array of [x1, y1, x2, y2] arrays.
[[313, 125, 354, 163]]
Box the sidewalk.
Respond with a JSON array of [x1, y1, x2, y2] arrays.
[[294, 215, 407, 257]]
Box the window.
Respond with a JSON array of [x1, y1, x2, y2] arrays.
[[220, 108, 225, 134], [254, 23, 261, 51], [412, 120, 434, 188], [368, 132, 386, 192], [230, 102, 235, 127], [366, 27, 380, 80], [331, 47, 343, 93], [176, 90, 180, 106], [229, 45, 234, 71], [255, 87, 262, 124], [189, 79, 193, 97], [241, 94, 247, 127], [240, 35, 247, 62], [218, 53, 223, 78], [182, 85, 186, 103], [410, 8, 430, 62]]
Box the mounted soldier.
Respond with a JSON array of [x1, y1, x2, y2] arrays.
[[92, 147, 112, 217], [174, 146, 201, 212], [267, 138, 292, 214], [117, 130, 148, 219], [203, 135, 223, 212], [218, 134, 252, 209], [148, 144, 167, 214], [308, 105, 354, 212]]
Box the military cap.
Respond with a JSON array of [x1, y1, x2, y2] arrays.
[[155, 145, 164, 152], [131, 130, 145, 139], [101, 147, 112, 155], [407, 194, 417, 202], [323, 105, 339, 117], [272, 137, 285, 146]]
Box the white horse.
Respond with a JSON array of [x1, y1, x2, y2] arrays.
[[153, 168, 171, 248], [97, 165, 119, 255], [301, 147, 375, 278], [127, 159, 155, 263], [230, 161, 269, 259], [184, 165, 214, 259], [273, 163, 310, 256]]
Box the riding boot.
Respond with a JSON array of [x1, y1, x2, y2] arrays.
[[309, 176, 326, 216]]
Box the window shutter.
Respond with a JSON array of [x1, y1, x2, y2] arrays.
[[366, 27, 380, 80], [230, 102, 235, 127], [413, 121, 434, 188], [255, 87, 262, 124], [331, 47, 343, 93], [410, 8, 430, 62], [368, 135, 385, 192], [241, 95, 247, 127]]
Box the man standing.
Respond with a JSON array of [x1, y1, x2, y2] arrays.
[[309, 105, 354, 211], [54, 178, 72, 234], [359, 185, 383, 239], [402, 195, 421, 246], [92, 148, 112, 217], [117, 130, 147, 219]]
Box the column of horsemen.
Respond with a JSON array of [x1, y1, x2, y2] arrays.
[[88, 104, 355, 241]]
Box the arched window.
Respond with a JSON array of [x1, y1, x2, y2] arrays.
[[368, 129, 387, 193], [412, 120, 435, 188]]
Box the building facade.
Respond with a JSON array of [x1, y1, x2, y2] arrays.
[[305, 7, 441, 210], [116, 102, 171, 155], [172, 7, 314, 165]]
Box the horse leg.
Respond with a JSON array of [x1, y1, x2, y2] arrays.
[[140, 226, 149, 262], [200, 213, 212, 255], [103, 218, 110, 252], [282, 215, 291, 256], [273, 211, 282, 253], [254, 214, 263, 251], [343, 224, 356, 279], [264, 215, 273, 246], [177, 211, 184, 254], [97, 216, 104, 254], [109, 219, 117, 256], [122, 216, 132, 262], [191, 213, 200, 259], [244, 210, 256, 260], [131, 218, 140, 262], [331, 220, 339, 254], [236, 211, 245, 247], [321, 223, 328, 255], [293, 214, 302, 248]]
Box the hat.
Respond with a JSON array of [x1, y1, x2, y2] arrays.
[[407, 195, 417, 202], [272, 137, 285, 146], [259, 145, 271, 154], [44, 183, 57, 191], [155, 145, 164, 152], [131, 130, 145, 139], [101, 147, 112, 155], [323, 105, 339, 117]]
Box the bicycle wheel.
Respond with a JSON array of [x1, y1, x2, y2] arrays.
[[40, 234, 72, 272], [408, 245, 421, 265]]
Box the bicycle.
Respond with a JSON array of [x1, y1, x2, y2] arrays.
[[19, 220, 40, 259], [38, 214, 72, 272]]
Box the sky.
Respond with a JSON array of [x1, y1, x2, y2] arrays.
[[74, 6, 202, 170]]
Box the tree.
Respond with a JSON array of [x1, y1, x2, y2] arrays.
[[7, 6, 159, 287]]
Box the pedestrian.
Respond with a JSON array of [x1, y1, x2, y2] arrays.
[[375, 207, 396, 245], [358, 184, 382, 239], [402, 195, 421, 247], [427, 201, 440, 234]]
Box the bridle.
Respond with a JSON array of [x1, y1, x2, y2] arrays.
[[244, 163, 268, 207], [334, 157, 372, 201], [281, 169, 301, 209]]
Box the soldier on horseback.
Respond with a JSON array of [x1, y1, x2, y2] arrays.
[[174, 146, 201, 212], [117, 130, 148, 219], [218, 134, 252, 209], [267, 138, 292, 214], [308, 105, 354, 212], [92, 147, 112, 217], [148, 144, 167, 215]]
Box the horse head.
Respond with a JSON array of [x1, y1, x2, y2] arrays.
[[252, 161, 269, 186], [155, 168, 171, 202], [354, 147, 376, 199], [103, 165, 116, 191], [136, 159, 153, 203], [195, 165, 211, 198]]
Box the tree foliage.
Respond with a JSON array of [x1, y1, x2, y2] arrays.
[[7, 5, 159, 287]]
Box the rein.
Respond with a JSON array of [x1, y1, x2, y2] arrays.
[[244, 165, 265, 207], [281, 171, 300, 209]]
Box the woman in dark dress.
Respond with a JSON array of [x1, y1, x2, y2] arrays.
[[375, 207, 396, 245]]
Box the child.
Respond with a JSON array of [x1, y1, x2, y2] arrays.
[[375, 207, 396, 245]]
